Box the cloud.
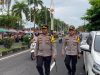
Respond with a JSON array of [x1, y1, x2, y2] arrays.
[[43, 0, 91, 27], [0, 0, 91, 28]]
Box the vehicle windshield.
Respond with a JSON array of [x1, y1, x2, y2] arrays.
[[94, 35, 100, 52]]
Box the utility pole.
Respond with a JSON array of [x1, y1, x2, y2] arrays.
[[45, 6, 47, 25], [29, 0, 32, 36], [50, 0, 54, 31]]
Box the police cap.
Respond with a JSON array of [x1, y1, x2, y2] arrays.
[[69, 25, 75, 30], [41, 25, 48, 29]]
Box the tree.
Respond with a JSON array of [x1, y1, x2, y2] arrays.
[[12, 1, 29, 20], [53, 19, 68, 32], [6, 0, 11, 15], [11, 1, 29, 29], [27, 0, 43, 28], [35, 7, 51, 27], [82, 0, 100, 31], [27, 0, 43, 6], [34, 6, 68, 32], [0, 15, 21, 29]]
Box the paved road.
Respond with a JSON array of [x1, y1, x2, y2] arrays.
[[51, 41, 86, 75], [0, 41, 86, 75]]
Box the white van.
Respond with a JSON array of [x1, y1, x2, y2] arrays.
[[80, 31, 100, 75]]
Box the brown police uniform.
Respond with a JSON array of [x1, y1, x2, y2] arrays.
[[34, 25, 57, 75], [62, 25, 80, 75]]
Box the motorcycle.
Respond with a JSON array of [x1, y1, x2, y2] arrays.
[[30, 42, 36, 60]]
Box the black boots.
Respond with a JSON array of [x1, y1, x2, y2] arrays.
[[68, 71, 71, 75], [68, 71, 75, 75]]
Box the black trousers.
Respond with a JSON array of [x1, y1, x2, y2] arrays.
[[64, 55, 77, 75], [36, 56, 51, 75]]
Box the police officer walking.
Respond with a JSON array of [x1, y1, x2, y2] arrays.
[[34, 25, 57, 75], [62, 25, 81, 75]]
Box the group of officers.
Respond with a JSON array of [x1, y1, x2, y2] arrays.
[[31, 25, 81, 75]]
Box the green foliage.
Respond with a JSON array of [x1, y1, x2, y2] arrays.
[[82, 0, 100, 31], [27, 0, 43, 7], [0, 15, 21, 29], [22, 35, 32, 46], [12, 1, 29, 20], [0, 39, 4, 45], [89, 0, 100, 7], [35, 7, 51, 27], [55, 19, 68, 32], [0, 0, 67, 31], [3, 38, 14, 49]]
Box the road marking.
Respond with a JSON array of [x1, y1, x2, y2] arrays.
[[50, 62, 55, 71], [0, 50, 29, 61], [0, 49, 56, 71]]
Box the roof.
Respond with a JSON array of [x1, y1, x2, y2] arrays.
[[91, 31, 100, 36], [96, 31, 100, 35]]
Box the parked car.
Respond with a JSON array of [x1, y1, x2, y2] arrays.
[[80, 31, 100, 75]]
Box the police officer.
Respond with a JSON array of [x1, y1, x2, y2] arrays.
[[34, 25, 57, 75], [62, 25, 81, 75]]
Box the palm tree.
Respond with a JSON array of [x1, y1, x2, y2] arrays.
[[12, 1, 29, 20], [27, 0, 43, 6], [35, 7, 51, 27], [5, 0, 11, 15], [27, 0, 43, 28], [12, 1, 29, 29]]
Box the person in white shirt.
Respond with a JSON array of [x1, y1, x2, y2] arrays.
[[30, 27, 39, 60]]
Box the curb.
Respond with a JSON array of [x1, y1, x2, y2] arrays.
[[0, 47, 29, 57]]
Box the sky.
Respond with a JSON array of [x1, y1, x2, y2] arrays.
[[0, 0, 91, 28], [42, 0, 91, 28]]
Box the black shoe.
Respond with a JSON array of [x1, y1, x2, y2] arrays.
[[72, 72, 75, 75], [68, 71, 71, 75]]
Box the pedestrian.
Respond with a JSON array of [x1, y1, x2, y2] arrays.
[[58, 33, 62, 43], [32, 27, 40, 43], [34, 27, 40, 37], [30, 28, 40, 60], [62, 25, 81, 75], [34, 25, 57, 75]]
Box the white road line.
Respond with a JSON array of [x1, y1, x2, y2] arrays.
[[0, 49, 56, 71], [0, 50, 29, 61], [50, 62, 55, 71]]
